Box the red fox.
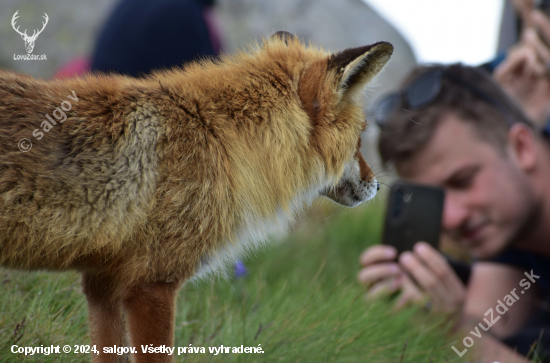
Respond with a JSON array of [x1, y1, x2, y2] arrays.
[[0, 32, 392, 363]]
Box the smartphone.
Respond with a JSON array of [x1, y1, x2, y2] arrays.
[[381, 181, 445, 255]]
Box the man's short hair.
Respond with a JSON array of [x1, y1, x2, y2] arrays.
[[377, 64, 534, 171]]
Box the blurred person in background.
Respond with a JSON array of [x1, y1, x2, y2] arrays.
[[358, 63, 550, 363], [358, 2, 550, 361], [494, 0, 550, 133], [91, 0, 220, 77], [55, 0, 221, 79]]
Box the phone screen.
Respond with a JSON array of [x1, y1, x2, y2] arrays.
[[381, 181, 445, 255]]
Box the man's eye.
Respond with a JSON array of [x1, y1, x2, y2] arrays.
[[449, 174, 474, 189], [450, 178, 470, 189], [446, 166, 479, 189]]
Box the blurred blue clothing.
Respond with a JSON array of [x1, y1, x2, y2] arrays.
[[91, 0, 217, 77], [478, 51, 507, 74]]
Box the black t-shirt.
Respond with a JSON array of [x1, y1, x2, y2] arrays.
[[490, 248, 550, 290], [488, 248, 550, 360]]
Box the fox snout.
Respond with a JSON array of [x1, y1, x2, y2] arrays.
[[322, 146, 378, 207]]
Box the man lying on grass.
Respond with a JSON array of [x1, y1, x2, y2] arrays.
[[358, 63, 550, 363]]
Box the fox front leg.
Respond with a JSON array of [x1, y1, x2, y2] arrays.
[[123, 280, 181, 363], [82, 273, 128, 363]]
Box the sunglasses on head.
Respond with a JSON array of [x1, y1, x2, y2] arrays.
[[373, 67, 516, 129]]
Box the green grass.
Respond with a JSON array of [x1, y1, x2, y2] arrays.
[[0, 198, 468, 362]]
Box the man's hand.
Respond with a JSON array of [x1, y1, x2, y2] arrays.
[[512, 0, 536, 27], [358, 242, 466, 313], [357, 244, 407, 296], [494, 10, 550, 126], [398, 242, 466, 312]]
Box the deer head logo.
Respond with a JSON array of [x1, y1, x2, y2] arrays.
[[11, 11, 49, 54]]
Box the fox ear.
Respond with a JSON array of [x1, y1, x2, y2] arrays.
[[328, 42, 393, 96], [269, 31, 298, 45]]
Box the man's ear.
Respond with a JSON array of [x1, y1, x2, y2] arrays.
[[508, 123, 537, 171], [328, 42, 393, 97]]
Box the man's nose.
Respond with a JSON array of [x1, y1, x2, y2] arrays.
[[442, 192, 469, 231]]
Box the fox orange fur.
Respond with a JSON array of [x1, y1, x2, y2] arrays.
[[0, 32, 392, 363]]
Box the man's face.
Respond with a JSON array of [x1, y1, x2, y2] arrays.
[[399, 113, 537, 258]]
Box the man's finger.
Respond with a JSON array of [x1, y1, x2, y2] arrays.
[[413, 242, 467, 309], [495, 45, 546, 85], [532, 10, 550, 49], [393, 275, 425, 310], [523, 27, 550, 64], [399, 251, 448, 308], [494, 47, 529, 82], [365, 277, 400, 300], [357, 263, 400, 285], [514, 0, 536, 28], [359, 245, 397, 266], [413, 242, 453, 280]]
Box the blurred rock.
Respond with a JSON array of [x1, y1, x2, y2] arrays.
[[0, 0, 414, 175], [0, 0, 115, 78], [216, 0, 417, 170]]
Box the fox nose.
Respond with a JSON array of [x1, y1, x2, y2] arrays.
[[377, 182, 380, 191]]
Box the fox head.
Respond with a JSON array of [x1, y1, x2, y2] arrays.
[[267, 31, 393, 207]]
